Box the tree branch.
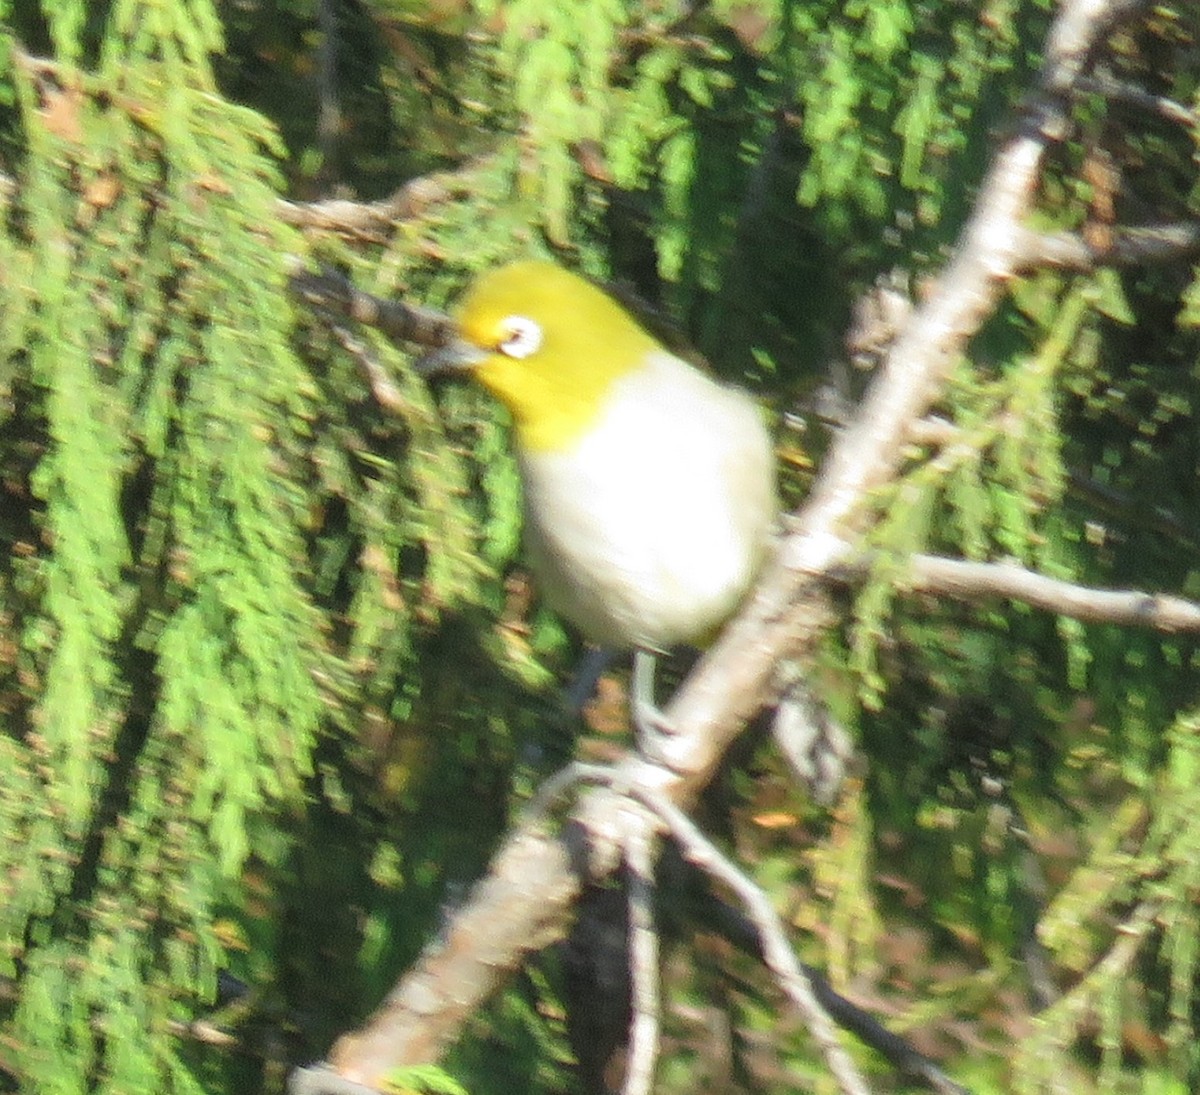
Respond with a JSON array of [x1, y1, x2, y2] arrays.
[[687, 865, 973, 1094], [302, 2, 1151, 1090], [1016, 222, 1200, 271], [319, 822, 583, 1085], [624, 783, 871, 1095], [277, 158, 489, 236], [892, 554, 1200, 631], [288, 262, 458, 350], [653, 0, 1151, 780], [1075, 71, 1199, 127], [621, 813, 662, 1095]]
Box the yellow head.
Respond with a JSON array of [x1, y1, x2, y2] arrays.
[[427, 261, 661, 452]]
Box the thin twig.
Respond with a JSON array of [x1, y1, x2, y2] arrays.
[[905, 416, 959, 447], [1085, 900, 1157, 981], [690, 872, 970, 1094], [1026, 900, 1158, 1049], [288, 263, 459, 350], [290, 267, 454, 413], [883, 553, 1200, 632], [166, 1019, 237, 1047], [10, 46, 61, 79], [311, 3, 1150, 1089], [622, 813, 662, 1095], [568, 767, 967, 1093], [1017, 222, 1200, 271], [1075, 71, 1199, 127], [277, 158, 489, 235], [521, 761, 615, 822], [625, 783, 872, 1095]]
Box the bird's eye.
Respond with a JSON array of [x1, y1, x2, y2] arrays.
[[498, 315, 543, 360]]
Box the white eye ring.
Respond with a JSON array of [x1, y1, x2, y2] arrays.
[[498, 315, 543, 360]]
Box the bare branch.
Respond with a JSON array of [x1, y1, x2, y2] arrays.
[[885, 553, 1200, 632], [1039, 0, 1148, 93], [289, 267, 438, 416], [624, 783, 872, 1095], [325, 822, 583, 1085], [306, 3, 1151, 1090], [654, 0, 1151, 779], [324, 320, 416, 416], [520, 761, 614, 820], [622, 814, 662, 1095], [1020, 899, 1159, 1079], [1017, 222, 1200, 271], [277, 158, 488, 236], [1076, 71, 1199, 127], [549, 766, 967, 1092], [288, 263, 458, 351]]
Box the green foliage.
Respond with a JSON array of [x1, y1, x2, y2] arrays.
[[1, 0, 1200, 1093], [1015, 709, 1200, 1091], [384, 1063, 470, 1095], [0, 1, 337, 1089]]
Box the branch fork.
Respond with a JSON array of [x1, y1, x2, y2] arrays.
[[286, 4, 1193, 1093]]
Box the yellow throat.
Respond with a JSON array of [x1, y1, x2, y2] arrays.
[[436, 258, 777, 652], [454, 261, 661, 452]]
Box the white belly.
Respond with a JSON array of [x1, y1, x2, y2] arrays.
[[518, 352, 775, 650]]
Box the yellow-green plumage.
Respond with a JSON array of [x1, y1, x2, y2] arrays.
[[456, 261, 661, 452], [447, 259, 776, 652]]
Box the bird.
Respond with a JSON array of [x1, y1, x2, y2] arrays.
[[421, 259, 777, 743]]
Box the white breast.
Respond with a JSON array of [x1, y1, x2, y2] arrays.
[[518, 351, 775, 650]]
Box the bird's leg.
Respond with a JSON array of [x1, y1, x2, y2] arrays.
[[564, 646, 618, 716], [632, 649, 678, 759]]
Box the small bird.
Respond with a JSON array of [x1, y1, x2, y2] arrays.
[[422, 260, 776, 734]]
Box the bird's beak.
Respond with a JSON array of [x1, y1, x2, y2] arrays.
[[416, 338, 489, 376]]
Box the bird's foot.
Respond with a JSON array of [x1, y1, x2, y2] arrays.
[[632, 649, 679, 763]]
